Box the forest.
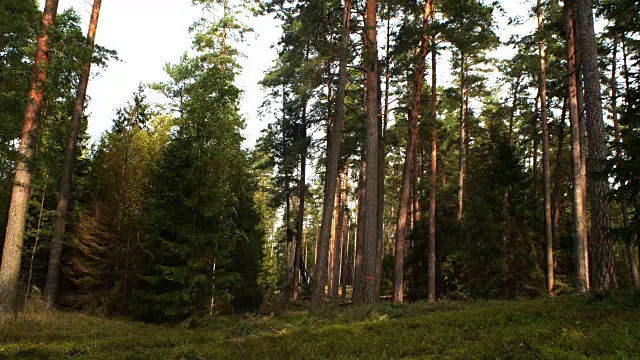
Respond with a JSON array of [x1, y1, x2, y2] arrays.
[[1, 0, 640, 357]]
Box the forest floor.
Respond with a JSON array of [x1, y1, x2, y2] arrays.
[[1, 293, 640, 359]]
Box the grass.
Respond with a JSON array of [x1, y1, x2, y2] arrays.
[[2, 293, 640, 359]]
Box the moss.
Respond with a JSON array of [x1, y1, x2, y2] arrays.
[[1, 295, 639, 359]]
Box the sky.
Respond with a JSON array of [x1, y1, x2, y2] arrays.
[[50, 0, 536, 149], [51, 0, 281, 148]]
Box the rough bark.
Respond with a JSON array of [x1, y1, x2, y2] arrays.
[[361, 0, 380, 304], [0, 0, 60, 312], [565, 1, 589, 293], [537, 0, 553, 294], [427, 4, 437, 303], [310, 0, 351, 310], [44, 0, 102, 307], [393, 0, 431, 304], [576, 0, 616, 290]]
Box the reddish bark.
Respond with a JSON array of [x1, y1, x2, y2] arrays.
[[361, 0, 380, 304], [0, 0, 60, 311], [565, 1, 589, 293]]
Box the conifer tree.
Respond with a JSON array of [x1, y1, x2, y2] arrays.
[[0, 0, 60, 312]]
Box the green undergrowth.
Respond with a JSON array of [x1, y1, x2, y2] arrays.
[[2, 293, 640, 359]]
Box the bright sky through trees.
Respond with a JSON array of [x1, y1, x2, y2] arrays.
[[50, 0, 280, 147], [51, 0, 535, 147]]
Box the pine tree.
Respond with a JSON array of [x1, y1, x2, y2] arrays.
[[360, 0, 380, 305], [393, 0, 433, 304], [0, 0, 60, 312], [565, 0, 589, 293], [576, 0, 616, 290]]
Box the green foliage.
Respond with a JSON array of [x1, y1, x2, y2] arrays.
[[131, 4, 265, 320], [0, 7, 117, 305], [63, 88, 158, 315]]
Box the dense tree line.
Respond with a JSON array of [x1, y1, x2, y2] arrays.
[[256, 0, 640, 310], [1, 0, 640, 323], [0, 0, 265, 321]]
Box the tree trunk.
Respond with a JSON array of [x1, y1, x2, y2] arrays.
[[427, 4, 437, 303], [375, 103, 384, 295], [576, 0, 616, 290], [310, 0, 351, 310], [413, 146, 421, 227], [576, 73, 589, 281], [285, 193, 294, 302], [0, 0, 60, 312], [361, 0, 380, 304], [341, 169, 350, 299], [314, 222, 319, 272], [457, 52, 467, 223], [565, 1, 589, 293], [537, 0, 553, 294], [352, 158, 366, 303], [44, 0, 102, 307], [331, 170, 346, 301], [393, 0, 431, 304], [329, 172, 341, 299], [533, 92, 539, 199], [374, 9, 392, 297]]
